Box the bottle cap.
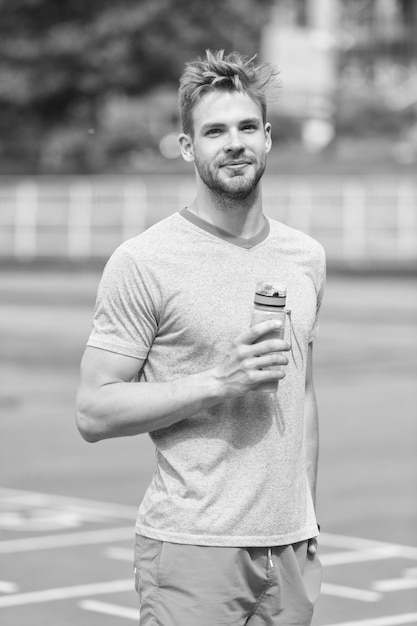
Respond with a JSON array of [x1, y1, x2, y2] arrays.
[[254, 281, 286, 307]]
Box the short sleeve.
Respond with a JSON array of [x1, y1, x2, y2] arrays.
[[308, 244, 326, 343], [87, 246, 160, 359]]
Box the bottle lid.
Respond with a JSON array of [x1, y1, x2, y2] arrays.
[[254, 280, 286, 307]]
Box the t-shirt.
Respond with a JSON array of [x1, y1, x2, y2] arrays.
[[87, 209, 326, 547]]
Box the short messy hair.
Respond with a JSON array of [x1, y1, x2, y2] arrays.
[[179, 49, 279, 136]]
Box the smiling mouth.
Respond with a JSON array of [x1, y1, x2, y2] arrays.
[[221, 161, 250, 168]]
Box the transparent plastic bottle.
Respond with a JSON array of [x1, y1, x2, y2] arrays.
[[250, 280, 287, 393]]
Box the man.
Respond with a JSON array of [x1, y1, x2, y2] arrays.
[[76, 49, 326, 626]]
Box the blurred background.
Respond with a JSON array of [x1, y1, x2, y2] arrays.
[[0, 0, 416, 268], [1, 1, 416, 625]]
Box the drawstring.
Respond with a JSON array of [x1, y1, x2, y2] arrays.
[[267, 548, 274, 568], [286, 310, 304, 372]]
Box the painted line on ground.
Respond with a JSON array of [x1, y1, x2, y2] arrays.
[[321, 583, 382, 603], [326, 612, 417, 626], [0, 580, 19, 594], [0, 487, 138, 520], [0, 579, 133, 608], [373, 578, 417, 592], [320, 533, 417, 560], [80, 599, 139, 620], [404, 568, 417, 578], [105, 547, 133, 561], [0, 526, 133, 553], [0, 508, 115, 532], [320, 546, 402, 566], [372, 566, 417, 592]]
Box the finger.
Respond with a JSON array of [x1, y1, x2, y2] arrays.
[[251, 339, 290, 357], [240, 320, 283, 345], [250, 368, 286, 388], [249, 353, 289, 369], [307, 537, 318, 555]]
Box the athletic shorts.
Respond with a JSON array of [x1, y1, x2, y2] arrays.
[[134, 535, 322, 626]]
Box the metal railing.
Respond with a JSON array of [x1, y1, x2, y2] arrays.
[[1, 175, 416, 268]]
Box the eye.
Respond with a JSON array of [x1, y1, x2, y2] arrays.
[[241, 123, 258, 132], [205, 128, 222, 137]]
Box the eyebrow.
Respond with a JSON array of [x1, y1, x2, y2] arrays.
[[200, 117, 262, 132], [239, 117, 262, 127]]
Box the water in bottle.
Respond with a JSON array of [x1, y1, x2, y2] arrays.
[[250, 280, 287, 393]]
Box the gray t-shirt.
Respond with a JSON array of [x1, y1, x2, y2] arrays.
[[87, 209, 326, 547]]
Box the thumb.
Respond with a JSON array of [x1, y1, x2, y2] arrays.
[[307, 536, 318, 555]]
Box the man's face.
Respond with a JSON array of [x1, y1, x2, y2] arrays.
[[180, 91, 272, 201]]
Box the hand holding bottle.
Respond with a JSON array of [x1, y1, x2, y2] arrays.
[[250, 281, 288, 393], [212, 319, 290, 399]]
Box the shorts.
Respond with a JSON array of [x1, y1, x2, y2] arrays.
[[134, 535, 322, 626]]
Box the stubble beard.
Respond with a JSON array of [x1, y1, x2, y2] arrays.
[[195, 155, 266, 204]]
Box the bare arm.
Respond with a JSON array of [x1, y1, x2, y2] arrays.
[[305, 342, 319, 505], [304, 342, 320, 553], [75, 319, 289, 443]]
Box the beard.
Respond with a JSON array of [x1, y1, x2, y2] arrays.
[[194, 153, 266, 202]]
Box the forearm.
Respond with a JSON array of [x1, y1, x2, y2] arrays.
[[76, 319, 289, 443], [76, 369, 222, 443], [304, 389, 319, 508]]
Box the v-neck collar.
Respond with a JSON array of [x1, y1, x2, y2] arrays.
[[179, 208, 270, 249]]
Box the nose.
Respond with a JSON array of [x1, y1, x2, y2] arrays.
[[224, 129, 245, 154]]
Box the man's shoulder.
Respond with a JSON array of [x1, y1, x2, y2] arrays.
[[101, 213, 184, 279], [112, 212, 191, 265], [268, 217, 325, 258], [123, 212, 183, 250]]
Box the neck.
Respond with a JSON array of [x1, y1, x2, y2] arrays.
[[188, 182, 265, 238]]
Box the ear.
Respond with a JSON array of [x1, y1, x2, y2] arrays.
[[179, 133, 195, 162], [264, 122, 272, 154]]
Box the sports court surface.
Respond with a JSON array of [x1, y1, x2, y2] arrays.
[[1, 268, 416, 625]]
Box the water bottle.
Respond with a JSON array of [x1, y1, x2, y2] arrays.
[[250, 280, 287, 393]]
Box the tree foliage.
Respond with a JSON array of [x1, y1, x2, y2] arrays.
[[0, 0, 275, 172]]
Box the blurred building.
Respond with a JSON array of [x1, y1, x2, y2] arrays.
[[2, 174, 416, 270], [262, 0, 417, 154]]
